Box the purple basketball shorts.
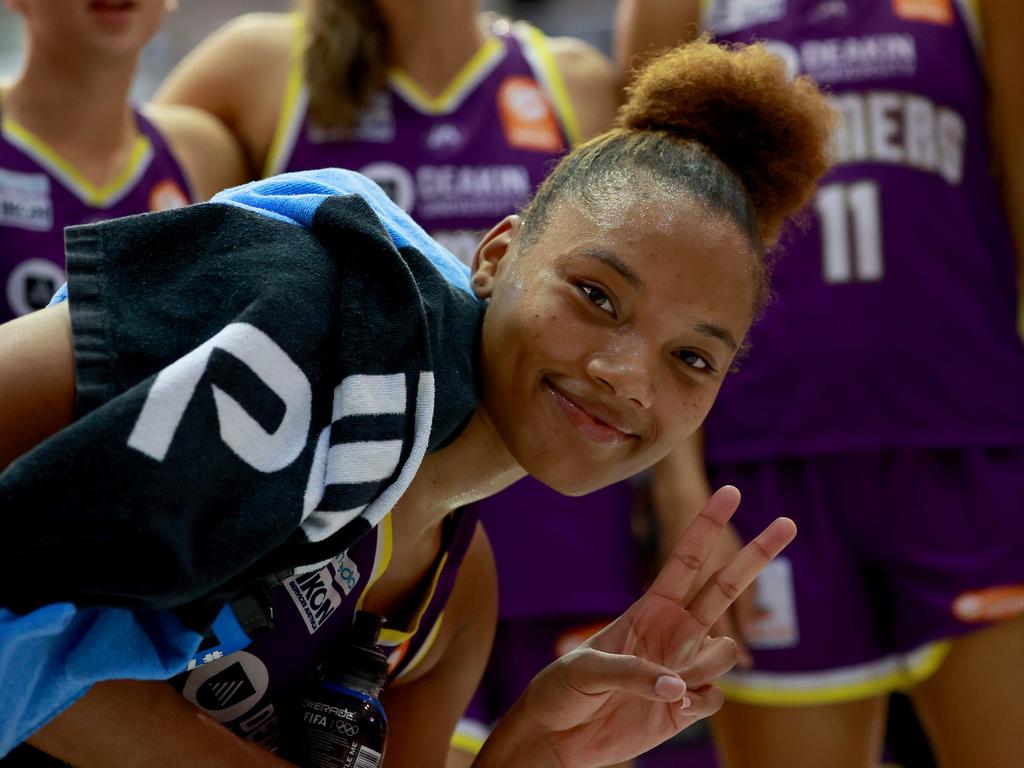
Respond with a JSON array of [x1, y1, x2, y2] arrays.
[[708, 447, 1024, 706]]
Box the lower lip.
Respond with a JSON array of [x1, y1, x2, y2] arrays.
[[89, 2, 136, 23], [545, 381, 631, 445]]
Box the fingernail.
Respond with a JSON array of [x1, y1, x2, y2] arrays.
[[680, 696, 693, 710], [655, 674, 686, 700]]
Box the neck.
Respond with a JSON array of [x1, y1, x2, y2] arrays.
[[395, 405, 526, 538], [375, 0, 486, 97], [4, 40, 137, 155]]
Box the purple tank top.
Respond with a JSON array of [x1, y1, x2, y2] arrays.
[[268, 16, 642, 618], [170, 508, 480, 752], [267, 17, 580, 267], [0, 110, 193, 322], [702, 0, 1024, 462]]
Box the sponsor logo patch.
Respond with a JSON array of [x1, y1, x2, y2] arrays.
[[334, 551, 361, 596], [285, 567, 343, 634], [952, 585, 1024, 623], [708, 0, 787, 34], [0, 168, 52, 231], [148, 178, 189, 211], [744, 557, 800, 650], [497, 76, 563, 153], [182, 651, 270, 723], [892, 0, 953, 25], [6, 258, 65, 317]]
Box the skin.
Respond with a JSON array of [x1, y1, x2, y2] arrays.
[[2, 0, 244, 200], [153, 0, 619, 179], [614, 1, 1024, 766], [156, 5, 644, 766], [1, 182, 797, 766]]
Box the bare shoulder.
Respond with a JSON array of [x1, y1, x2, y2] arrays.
[[142, 103, 246, 200], [545, 35, 620, 140], [154, 12, 295, 175]]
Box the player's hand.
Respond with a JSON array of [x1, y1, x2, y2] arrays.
[[696, 521, 762, 668], [479, 486, 796, 768]]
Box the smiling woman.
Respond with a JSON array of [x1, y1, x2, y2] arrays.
[[0, 38, 832, 768]]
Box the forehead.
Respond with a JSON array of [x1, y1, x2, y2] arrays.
[[535, 192, 758, 321]]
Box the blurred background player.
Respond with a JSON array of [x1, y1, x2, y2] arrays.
[[616, 1, 1024, 767], [154, 3, 659, 765], [0, 0, 244, 323]]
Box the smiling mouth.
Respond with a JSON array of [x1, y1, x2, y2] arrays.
[[544, 379, 635, 446]]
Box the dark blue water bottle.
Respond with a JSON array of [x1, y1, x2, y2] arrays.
[[285, 612, 389, 768]]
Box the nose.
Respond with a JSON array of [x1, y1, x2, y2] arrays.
[[586, 341, 654, 410]]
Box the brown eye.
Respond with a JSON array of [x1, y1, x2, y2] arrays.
[[678, 351, 715, 373], [579, 283, 615, 316]]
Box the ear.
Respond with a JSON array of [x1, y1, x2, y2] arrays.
[[470, 215, 521, 300]]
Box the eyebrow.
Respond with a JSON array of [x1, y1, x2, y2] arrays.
[[580, 248, 643, 290], [694, 320, 739, 352]]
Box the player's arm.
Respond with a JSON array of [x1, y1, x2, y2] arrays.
[[981, 0, 1024, 320], [25, 680, 291, 767], [0, 304, 75, 471], [381, 523, 498, 768], [651, 429, 712, 568], [548, 36, 621, 139], [143, 103, 247, 200], [153, 13, 292, 176], [650, 430, 753, 665], [613, 0, 702, 76]]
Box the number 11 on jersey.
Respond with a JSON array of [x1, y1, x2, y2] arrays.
[[816, 181, 883, 284]]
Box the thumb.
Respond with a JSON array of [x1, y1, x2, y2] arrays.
[[561, 649, 688, 703]]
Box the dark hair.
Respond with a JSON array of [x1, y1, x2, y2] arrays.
[[300, 0, 390, 131], [520, 38, 835, 312]]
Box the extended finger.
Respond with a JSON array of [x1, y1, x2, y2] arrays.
[[561, 649, 687, 703], [648, 486, 741, 604], [677, 636, 740, 688], [687, 516, 797, 630]]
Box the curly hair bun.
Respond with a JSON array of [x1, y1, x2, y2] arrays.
[[618, 38, 835, 246]]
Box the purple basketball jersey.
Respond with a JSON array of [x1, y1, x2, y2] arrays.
[[170, 509, 480, 752], [702, 0, 1024, 461], [267, 16, 642, 618], [266, 17, 580, 267], [0, 110, 193, 323]]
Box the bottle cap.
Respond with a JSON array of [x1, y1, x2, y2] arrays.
[[328, 611, 390, 687]]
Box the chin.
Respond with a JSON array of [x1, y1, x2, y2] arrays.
[[520, 456, 623, 497]]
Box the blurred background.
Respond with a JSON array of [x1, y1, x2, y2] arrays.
[[0, 0, 618, 94]]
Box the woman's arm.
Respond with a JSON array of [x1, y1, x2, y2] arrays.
[[143, 103, 248, 200], [0, 304, 75, 471], [981, 0, 1024, 321], [153, 13, 293, 177], [382, 524, 498, 768], [613, 0, 702, 75], [27, 680, 292, 768]]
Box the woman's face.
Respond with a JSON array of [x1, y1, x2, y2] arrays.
[[474, 189, 758, 495], [10, 0, 168, 59]]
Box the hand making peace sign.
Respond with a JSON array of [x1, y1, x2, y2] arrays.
[[479, 486, 796, 767]]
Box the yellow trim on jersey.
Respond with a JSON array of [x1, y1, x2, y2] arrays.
[[3, 118, 153, 208], [354, 511, 394, 616], [718, 641, 952, 706], [450, 725, 488, 756], [389, 37, 505, 115], [514, 22, 582, 147], [262, 12, 308, 179], [353, 510, 451, 658], [393, 610, 445, 681], [379, 548, 451, 647], [953, 0, 984, 56]]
